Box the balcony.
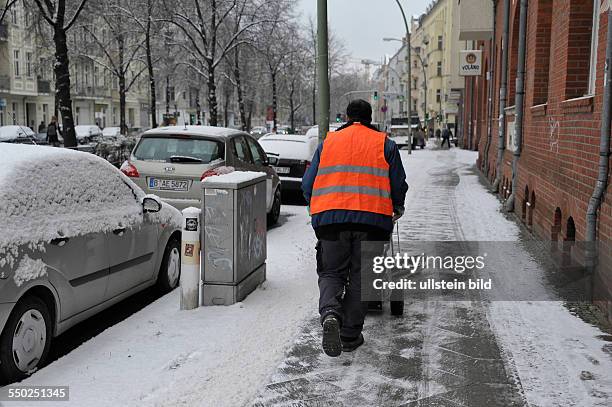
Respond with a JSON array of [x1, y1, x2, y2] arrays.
[[0, 24, 8, 42], [37, 79, 51, 94], [0, 75, 10, 91]]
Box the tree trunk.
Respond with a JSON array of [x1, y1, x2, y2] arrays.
[[234, 48, 247, 131], [271, 72, 277, 129], [289, 85, 295, 133], [53, 24, 77, 148], [208, 67, 218, 126], [145, 8, 157, 128], [118, 33, 127, 134], [223, 88, 229, 127], [119, 74, 127, 134]]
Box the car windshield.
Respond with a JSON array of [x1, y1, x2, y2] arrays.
[[133, 136, 225, 164]]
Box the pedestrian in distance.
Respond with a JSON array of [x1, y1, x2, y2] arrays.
[[441, 126, 451, 148], [46, 116, 61, 147], [38, 121, 46, 133], [435, 127, 441, 140], [302, 99, 409, 357]]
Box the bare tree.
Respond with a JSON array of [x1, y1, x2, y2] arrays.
[[81, 0, 148, 134], [118, 0, 164, 128], [0, 0, 18, 25], [166, 0, 266, 126], [32, 0, 90, 148]]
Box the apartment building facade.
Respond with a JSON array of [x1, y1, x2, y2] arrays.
[[0, 2, 150, 131], [410, 0, 467, 131]]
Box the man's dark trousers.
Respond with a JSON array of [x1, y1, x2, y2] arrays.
[[316, 228, 387, 338], [441, 137, 450, 148]]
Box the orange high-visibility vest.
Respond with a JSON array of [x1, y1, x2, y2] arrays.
[[310, 123, 393, 216]]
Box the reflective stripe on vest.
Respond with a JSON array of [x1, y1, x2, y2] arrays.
[[310, 124, 393, 216]]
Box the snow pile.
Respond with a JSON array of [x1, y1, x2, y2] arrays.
[[0, 144, 144, 267], [13, 255, 48, 287], [203, 170, 267, 185], [450, 148, 612, 405]]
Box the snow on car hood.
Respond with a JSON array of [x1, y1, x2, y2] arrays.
[[0, 144, 181, 268]]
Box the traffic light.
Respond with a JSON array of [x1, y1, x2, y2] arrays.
[[335, 113, 342, 123], [373, 91, 379, 101]]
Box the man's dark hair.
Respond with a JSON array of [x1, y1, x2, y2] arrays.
[[346, 99, 373, 124]]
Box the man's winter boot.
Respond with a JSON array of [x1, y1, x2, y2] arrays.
[[321, 315, 342, 357], [341, 333, 364, 352]]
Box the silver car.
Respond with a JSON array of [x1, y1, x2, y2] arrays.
[[0, 144, 182, 382], [122, 126, 282, 224]]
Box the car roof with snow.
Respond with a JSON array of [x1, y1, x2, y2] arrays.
[[143, 125, 243, 139], [258, 134, 316, 161], [0, 125, 35, 141]]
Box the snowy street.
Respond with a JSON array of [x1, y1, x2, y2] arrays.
[[5, 143, 610, 407]]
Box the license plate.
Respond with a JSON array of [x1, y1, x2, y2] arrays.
[[273, 166, 290, 174], [148, 178, 190, 191]]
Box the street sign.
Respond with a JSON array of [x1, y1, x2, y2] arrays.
[[459, 50, 483, 76]]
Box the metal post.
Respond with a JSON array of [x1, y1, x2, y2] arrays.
[[317, 0, 330, 142], [180, 207, 201, 310], [586, 6, 612, 244], [395, 0, 412, 154], [493, 0, 511, 192], [505, 0, 528, 212]]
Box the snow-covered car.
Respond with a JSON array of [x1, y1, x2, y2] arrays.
[[102, 126, 122, 138], [123, 125, 282, 224], [0, 144, 182, 382], [258, 133, 318, 192], [75, 125, 102, 144], [0, 125, 36, 144]]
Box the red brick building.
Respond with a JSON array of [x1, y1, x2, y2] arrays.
[[462, 0, 611, 317]]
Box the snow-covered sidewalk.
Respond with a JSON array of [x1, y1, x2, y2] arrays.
[[11, 206, 319, 407]]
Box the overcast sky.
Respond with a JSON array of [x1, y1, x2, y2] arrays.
[[297, 0, 431, 63]]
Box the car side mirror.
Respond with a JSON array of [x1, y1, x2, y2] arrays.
[[267, 155, 279, 166], [142, 196, 162, 213]]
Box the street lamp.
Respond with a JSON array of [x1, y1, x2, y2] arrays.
[[392, 0, 412, 154]]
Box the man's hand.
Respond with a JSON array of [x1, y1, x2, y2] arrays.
[[392, 207, 404, 222]]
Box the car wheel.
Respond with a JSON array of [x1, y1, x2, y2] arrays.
[[157, 238, 181, 292], [267, 187, 281, 226], [0, 296, 52, 382]]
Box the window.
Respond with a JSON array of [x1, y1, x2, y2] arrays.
[[94, 66, 99, 87], [13, 50, 20, 76], [413, 78, 418, 90], [437, 35, 443, 50], [565, 0, 598, 99], [42, 104, 48, 124], [133, 137, 225, 163], [436, 89, 441, 103], [10, 7, 17, 24], [84, 64, 89, 86], [232, 136, 252, 163], [588, 0, 601, 95], [532, 0, 553, 105], [437, 61, 442, 77], [247, 138, 266, 166], [413, 100, 417, 111], [26, 52, 32, 77]]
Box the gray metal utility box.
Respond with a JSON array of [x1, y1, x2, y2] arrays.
[[201, 172, 267, 305]]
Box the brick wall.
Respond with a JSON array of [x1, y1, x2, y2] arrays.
[[463, 0, 612, 319]]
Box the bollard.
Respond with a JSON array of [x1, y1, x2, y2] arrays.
[[180, 207, 201, 310]]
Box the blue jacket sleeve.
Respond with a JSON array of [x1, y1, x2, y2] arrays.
[[302, 142, 323, 204], [385, 138, 408, 212]]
